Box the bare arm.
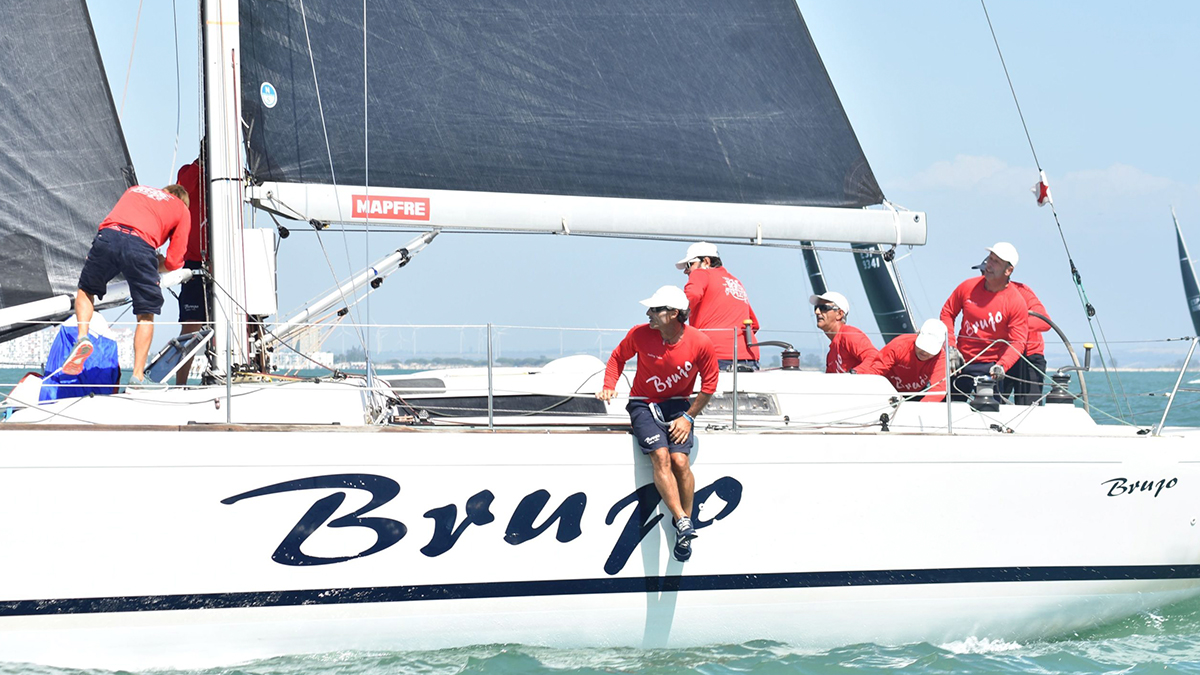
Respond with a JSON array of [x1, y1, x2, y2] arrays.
[[669, 392, 713, 444]]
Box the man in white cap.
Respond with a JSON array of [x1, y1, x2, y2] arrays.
[[676, 242, 760, 371], [857, 319, 949, 402], [970, 253, 1053, 405], [810, 291, 878, 373], [597, 285, 719, 563], [940, 242, 1029, 401]]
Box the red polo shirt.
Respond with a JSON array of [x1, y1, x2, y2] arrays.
[[940, 277, 1029, 370], [604, 324, 719, 403], [176, 160, 207, 263], [1011, 281, 1049, 356], [825, 324, 878, 374], [684, 267, 760, 361], [98, 186, 191, 271], [857, 333, 948, 402]]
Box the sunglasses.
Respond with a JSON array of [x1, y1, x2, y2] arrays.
[[814, 304, 840, 313], [649, 306, 674, 313]]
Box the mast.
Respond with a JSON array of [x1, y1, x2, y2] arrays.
[[1174, 208, 1200, 336], [204, 0, 246, 376]]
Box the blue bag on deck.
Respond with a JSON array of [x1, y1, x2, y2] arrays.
[[40, 324, 121, 401]]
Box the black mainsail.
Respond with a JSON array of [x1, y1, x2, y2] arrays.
[[0, 0, 135, 343], [1175, 209, 1200, 336], [239, 0, 883, 208]]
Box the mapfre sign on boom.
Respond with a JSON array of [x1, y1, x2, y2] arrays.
[[351, 195, 430, 221]]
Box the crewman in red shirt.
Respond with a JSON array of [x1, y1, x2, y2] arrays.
[[174, 150, 209, 385], [676, 242, 760, 371], [1004, 281, 1051, 405], [858, 319, 949, 402], [940, 242, 1029, 401], [810, 291, 878, 373], [63, 185, 191, 385], [598, 285, 719, 562]]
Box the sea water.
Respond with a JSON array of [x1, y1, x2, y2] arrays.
[[2, 369, 1200, 673], [3, 602, 1200, 675]]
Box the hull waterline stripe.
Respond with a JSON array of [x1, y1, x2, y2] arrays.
[[4, 564, 1200, 617]]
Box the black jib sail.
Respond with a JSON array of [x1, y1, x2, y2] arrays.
[[239, 0, 883, 208], [801, 243, 829, 297], [853, 244, 914, 343], [1174, 211, 1200, 336], [0, 0, 135, 343]]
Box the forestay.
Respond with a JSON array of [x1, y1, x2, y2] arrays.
[[239, 0, 924, 244], [0, 0, 135, 343]]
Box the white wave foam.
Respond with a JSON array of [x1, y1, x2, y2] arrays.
[[941, 636, 1024, 654]]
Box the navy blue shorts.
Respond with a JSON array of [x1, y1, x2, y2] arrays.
[[627, 399, 693, 455], [177, 260, 210, 323], [77, 227, 163, 316]]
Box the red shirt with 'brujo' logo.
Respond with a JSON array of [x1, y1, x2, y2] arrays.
[[940, 277, 1029, 370], [857, 333, 948, 402], [603, 324, 719, 403]]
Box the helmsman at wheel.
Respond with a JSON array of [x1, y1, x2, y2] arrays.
[[597, 285, 718, 563], [940, 242, 1029, 400]]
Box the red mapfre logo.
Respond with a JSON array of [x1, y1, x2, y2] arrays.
[[351, 195, 430, 221]]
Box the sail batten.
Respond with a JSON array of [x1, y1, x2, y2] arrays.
[[240, 0, 886, 211]]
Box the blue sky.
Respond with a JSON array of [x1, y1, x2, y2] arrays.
[[87, 1, 1200, 366]]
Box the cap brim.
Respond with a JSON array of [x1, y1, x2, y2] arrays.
[[915, 332, 945, 353], [674, 258, 693, 270]]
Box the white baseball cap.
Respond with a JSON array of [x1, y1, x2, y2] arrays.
[[675, 242, 721, 270], [809, 291, 849, 316], [914, 318, 948, 355], [987, 242, 1019, 268], [640, 285, 689, 310]]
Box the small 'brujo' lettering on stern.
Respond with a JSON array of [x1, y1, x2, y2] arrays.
[[1102, 477, 1178, 497]]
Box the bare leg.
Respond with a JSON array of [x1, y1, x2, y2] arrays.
[[649, 447, 685, 520], [132, 314, 155, 380], [175, 322, 201, 385], [75, 289, 95, 341], [670, 453, 695, 518]]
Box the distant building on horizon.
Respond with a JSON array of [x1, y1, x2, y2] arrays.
[[0, 325, 135, 369]]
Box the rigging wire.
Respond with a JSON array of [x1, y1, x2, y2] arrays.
[[118, 0, 146, 121], [979, 0, 1134, 422], [168, 0, 181, 183], [205, 271, 339, 374], [363, 0, 372, 385], [296, 0, 371, 361]]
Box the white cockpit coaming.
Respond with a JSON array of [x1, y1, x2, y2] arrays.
[[0, 354, 1169, 439]]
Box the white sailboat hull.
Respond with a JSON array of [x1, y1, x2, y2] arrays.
[[0, 427, 1196, 668]]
